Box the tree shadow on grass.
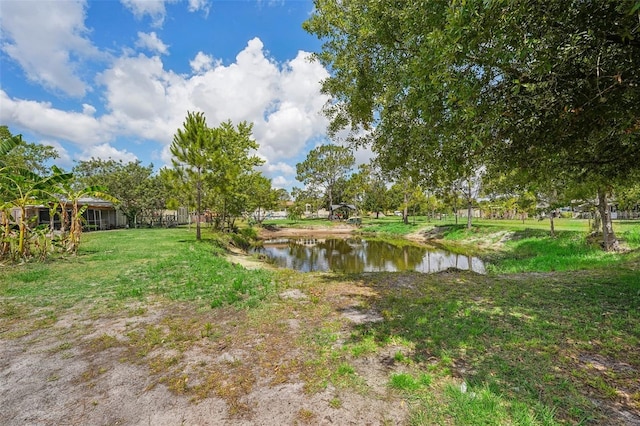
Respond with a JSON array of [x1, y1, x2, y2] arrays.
[[318, 268, 640, 423]]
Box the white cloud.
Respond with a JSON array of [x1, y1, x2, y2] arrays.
[[279, 51, 330, 112], [78, 143, 138, 163], [97, 54, 172, 121], [257, 102, 314, 159], [0, 0, 100, 97], [120, 0, 208, 26], [271, 176, 291, 189], [41, 140, 74, 169], [2, 36, 332, 185], [261, 161, 296, 175], [188, 38, 281, 124], [120, 0, 174, 27], [0, 90, 110, 146], [258, 0, 286, 7], [158, 144, 174, 167], [95, 37, 330, 163], [253, 50, 331, 160], [135, 32, 169, 55], [82, 104, 97, 116], [187, 0, 210, 14], [353, 145, 375, 167], [190, 52, 217, 73]]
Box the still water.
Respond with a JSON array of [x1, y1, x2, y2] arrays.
[[252, 237, 485, 274]]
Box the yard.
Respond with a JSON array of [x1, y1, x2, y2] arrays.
[[1, 224, 639, 425]]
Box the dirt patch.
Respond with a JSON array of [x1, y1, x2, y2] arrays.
[[225, 246, 276, 270], [1, 284, 409, 425], [339, 307, 383, 325], [258, 224, 357, 239], [576, 354, 640, 425]]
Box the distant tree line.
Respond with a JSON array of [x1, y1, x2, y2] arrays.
[[293, 141, 640, 235]]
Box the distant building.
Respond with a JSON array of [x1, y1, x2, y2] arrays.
[[7, 198, 190, 230]]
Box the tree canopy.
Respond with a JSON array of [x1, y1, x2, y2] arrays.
[[296, 144, 355, 210], [304, 0, 640, 249], [170, 112, 263, 239], [73, 158, 154, 228], [0, 126, 59, 175]]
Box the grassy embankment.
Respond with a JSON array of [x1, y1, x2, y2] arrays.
[[358, 216, 640, 273], [1, 222, 639, 424]]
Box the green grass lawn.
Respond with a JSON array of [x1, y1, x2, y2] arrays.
[[1, 225, 639, 424], [353, 266, 640, 424], [1, 228, 275, 326], [434, 220, 640, 274], [357, 215, 593, 236]]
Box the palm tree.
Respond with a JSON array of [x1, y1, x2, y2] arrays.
[[0, 134, 22, 257], [54, 175, 117, 254], [0, 167, 72, 258]]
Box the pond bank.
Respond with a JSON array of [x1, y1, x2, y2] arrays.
[[258, 223, 357, 238]]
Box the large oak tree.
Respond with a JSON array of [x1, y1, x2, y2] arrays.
[[304, 0, 640, 250]]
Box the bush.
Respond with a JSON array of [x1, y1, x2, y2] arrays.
[[239, 226, 258, 240], [230, 226, 259, 251]]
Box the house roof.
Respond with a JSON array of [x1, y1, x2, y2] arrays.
[[47, 196, 116, 208], [330, 203, 356, 211]]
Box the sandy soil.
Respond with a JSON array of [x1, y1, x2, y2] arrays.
[[258, 224, 358, 239], [1, 327, 407, 425]]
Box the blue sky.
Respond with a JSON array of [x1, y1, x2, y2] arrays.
[[0, 0, 366, 189]]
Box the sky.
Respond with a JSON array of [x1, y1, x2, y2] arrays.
[[0, 0, 367, 190]]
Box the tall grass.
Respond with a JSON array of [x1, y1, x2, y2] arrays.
[[485, 230, 630, 273], [622, 226, 640, 246]]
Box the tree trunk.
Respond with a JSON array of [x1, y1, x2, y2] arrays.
[[196, 170, 202, 241], [403, 190, 409, 225], [549, 212, 555, 237], [597, 188, 619, 251], [68, 202, 81, 254], [466, 181, 473, 229], [1, 213, 10, 256], [592, 207, 601, 234], [49, 205, 55, 232], [60, 208, 67, 234], [18, 206, 27, 257]]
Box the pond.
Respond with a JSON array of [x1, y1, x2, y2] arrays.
[[251, 237, 485, 274]]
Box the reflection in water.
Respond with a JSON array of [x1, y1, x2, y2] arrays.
[[251, 237, 485, 274]]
